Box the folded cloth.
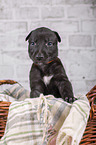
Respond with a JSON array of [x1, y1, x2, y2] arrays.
[[0, 93, 16, 102], [0, 94, 71, 145], [0, 84, 90, 145], [0, 83, 30, 101], [56, 95, 90, 145]]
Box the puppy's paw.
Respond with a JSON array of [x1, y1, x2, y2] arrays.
[[30, 90, 41, 98], [67, 96, 77, 103]]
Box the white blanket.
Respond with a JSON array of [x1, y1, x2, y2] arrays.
[[0, 93, 90, 145]]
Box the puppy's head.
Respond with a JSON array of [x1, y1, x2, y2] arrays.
[[26, 27, 61, 65]]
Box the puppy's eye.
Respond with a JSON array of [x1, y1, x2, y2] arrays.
[[46, 42, 53, 46], [31, 42, 36, 46]]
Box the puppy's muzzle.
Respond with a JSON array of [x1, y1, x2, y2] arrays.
[[35, 53, 44, 61], [36, 56, 44, 61]]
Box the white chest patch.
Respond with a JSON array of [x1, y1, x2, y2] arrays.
[[43, 75, 53, 85]]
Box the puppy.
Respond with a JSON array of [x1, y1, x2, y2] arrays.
[[26, 27, 76, 103]]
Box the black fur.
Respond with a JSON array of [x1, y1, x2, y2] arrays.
[[26, 27, 76, 103]]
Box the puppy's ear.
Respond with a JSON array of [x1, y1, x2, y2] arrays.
[[54, 31, 61, 43], [25, 31, 32, 41]]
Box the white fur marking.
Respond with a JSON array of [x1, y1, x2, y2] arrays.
[[43, 75, 53, 85]]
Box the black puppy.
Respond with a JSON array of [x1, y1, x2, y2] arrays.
[[26, 27, 76, 103]]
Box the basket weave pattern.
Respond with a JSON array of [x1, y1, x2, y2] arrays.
[[0, 101, 11, 138], [0, 80, 96, 144], [80, 86, 96, 144], [0, 80, 17, 138]]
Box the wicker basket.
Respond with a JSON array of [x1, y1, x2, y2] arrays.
[[79, 85, 96, 145], [0, 80, 96, 144], [0, 80, 17, 138]]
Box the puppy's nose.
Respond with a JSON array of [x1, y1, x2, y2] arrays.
[[36, 56, 43, 61]]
